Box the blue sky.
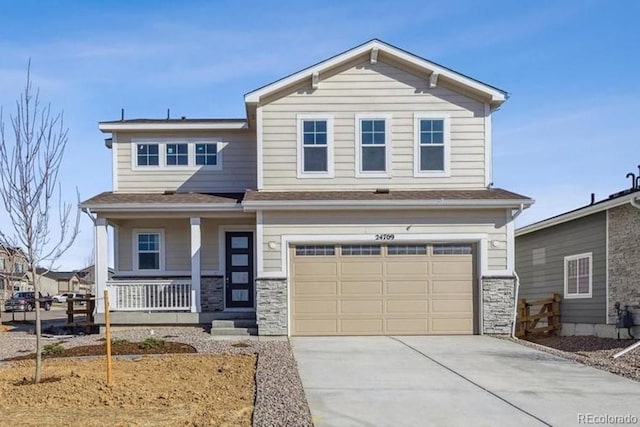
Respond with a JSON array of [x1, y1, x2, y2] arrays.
[[0, 0, 638, 270]]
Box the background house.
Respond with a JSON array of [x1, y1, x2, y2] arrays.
[[516, 174, 640, 338], [0, 245, 30, 298]]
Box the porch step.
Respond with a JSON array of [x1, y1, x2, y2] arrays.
[[211, 327, 258, 336], [212, 319, 257, 329]]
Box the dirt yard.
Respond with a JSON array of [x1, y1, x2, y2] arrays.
[[0, 354, 256, 427]]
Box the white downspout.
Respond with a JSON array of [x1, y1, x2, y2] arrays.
[[510, 204, 525, 339], [630, 197, 640, 210]]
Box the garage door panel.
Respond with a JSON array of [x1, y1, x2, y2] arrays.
[[387, 280, 429, 295], [294, 281, 338, 296], [432, 317, 474, 334], [291, 243, 475, 336], [340, 318, 384, 334], [340, 300, 383, 314], [432, 280, 473, 294], [386, 318, 429, 334], [431, 298, 473, 313], [294, 319, 338, 335], [386, 299, 429, 314], [340, 280, 383, 295], [340, 262, 383, 276], [386, 262, 428, 275], [294, 300, 338, 315]]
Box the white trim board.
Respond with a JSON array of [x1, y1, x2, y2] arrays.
[[99, 121, 248, 132]]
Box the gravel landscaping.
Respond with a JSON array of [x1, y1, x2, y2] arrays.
[[512, 336, 640, 382], [0, 327, 313, 426]]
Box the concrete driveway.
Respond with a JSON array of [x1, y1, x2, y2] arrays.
[[291, 336, 640, 427]]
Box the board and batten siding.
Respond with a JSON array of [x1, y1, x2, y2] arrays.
[[260, 60, 487, 191], [515, 212, 607, 324], [115, 218, 255, 273], [113, 131, 257, 193], [261, 209, 508, 273]]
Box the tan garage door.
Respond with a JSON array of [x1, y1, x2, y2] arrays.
[[291, 243, 475, 336]]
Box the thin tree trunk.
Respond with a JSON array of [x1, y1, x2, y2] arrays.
[[32, 264, 42, 383]]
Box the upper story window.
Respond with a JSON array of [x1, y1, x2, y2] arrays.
[[356, 114, 391, 177], [132, 140, 222, 170], [137, 144, 159, 166], [15, 262, 24, 274], [166, 143, 188, 166], [135, 231, 164, 271], [0, 257, 5, 271], [564, 253, 592, 299], [297, 115, 334, 178], [195, 143, 218, 166], [414, 113, 450, 177]]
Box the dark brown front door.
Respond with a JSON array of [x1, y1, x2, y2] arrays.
[[225, 232, 254, 309]]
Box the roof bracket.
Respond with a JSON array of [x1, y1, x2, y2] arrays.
[[311, 72, 319, 90], [370, 47, 378, 64], [429, 72, 439, 89]]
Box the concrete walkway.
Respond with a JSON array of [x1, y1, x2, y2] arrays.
[[291, 336, 640, 427]]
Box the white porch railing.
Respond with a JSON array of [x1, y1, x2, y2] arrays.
[[106, 280, 194, 312]]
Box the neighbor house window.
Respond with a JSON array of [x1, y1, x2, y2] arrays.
[[0, 257, 4, 271], [136, 143, 159, 166], [195, 143, 218, 166], [136, 232, 163, 270], [166, 143, 188, 166], [414, 114, 450, 177], [357, 116, 390, 175], [297, 115, 333, 178], [15, 263, 24, 273], [564, 253, 592, 298]]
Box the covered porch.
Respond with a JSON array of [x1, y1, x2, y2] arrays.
[[81, 192, 257, 324]]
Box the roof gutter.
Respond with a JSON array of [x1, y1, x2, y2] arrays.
[[98, 122, 248, 132], [78, 203, 243, 213], [242, 199, 533, 211]]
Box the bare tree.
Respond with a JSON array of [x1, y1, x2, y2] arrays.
[[0, 63, 80, 383]]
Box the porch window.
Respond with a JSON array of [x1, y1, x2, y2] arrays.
[[136, 233, 161, 270], [564, 253, 592, 298]]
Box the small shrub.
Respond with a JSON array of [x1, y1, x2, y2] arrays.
[[42, 343, 65, 356], [111, 338, 129, 346], [139, 337, 165, 350]]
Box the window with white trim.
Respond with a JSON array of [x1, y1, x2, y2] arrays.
[[195, 143, 218, 166], [15, 262, 24, 273], [360, 119, 386, 172], [166, 143, 188, 166], [297, 115, 333, 178], [136, 232, 162, 270], [0, 257, 4, 271], [414, 114, 450, 177], [564, 253, 592, 298], [137, 144, 159, 166]]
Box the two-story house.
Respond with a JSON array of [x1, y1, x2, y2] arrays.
[[80, 40, 532, 336]]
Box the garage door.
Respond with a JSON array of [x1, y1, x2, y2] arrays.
[[291, 243, 475, 336]]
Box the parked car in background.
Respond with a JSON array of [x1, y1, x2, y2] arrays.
[[4, 291, 53, 312], [53, 292, 87, 305]]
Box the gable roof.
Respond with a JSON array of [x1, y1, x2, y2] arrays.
[[516, 188, 640, 236], [244, 39, 507, 108]]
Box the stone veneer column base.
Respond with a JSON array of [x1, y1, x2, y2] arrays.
[[256, 278, 288, 335], [482, 276, 516, 335], [200, 277, 223, 312]]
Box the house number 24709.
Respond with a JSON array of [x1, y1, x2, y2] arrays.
[[375, 233, 395, 241]]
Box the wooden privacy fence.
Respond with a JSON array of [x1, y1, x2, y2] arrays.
[[515, 293, 561, 338]]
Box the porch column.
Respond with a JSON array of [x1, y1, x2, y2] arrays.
[[95, 217, 108, 314], [190, 217, 201, 312]]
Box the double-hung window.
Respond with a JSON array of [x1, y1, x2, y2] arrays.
[[356, 114, 390, 176], [564, 253, 592, 298], [166, 143, 188, 166], [135, 231, 163, 271], [297, 115, 333, 178], [414, 114, 450, 177], [195, 143, 218, 166], [137, 144, 159, 166]]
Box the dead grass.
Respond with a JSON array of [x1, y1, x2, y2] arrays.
[[0, 354, 256, 426]]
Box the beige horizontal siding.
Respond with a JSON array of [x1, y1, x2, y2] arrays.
[[261, 60, 487, 190], [114, 131, 256, 193], [261, 209, 507, 273], [115, 218, 255, 273]]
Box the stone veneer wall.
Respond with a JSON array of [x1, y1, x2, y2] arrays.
[[200, 277, 223, 312], [482, 276, 516, 334], [256, 278, 288, 335], [608, 204, 640, 323]]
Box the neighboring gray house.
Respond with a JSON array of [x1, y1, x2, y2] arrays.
[[516, 181, 640, 338], [80, 39, 532, 336]]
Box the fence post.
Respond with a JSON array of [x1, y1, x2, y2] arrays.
[[552, 293, 562, 334]]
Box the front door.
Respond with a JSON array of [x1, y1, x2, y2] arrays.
[[225, 232, 254, 309]]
